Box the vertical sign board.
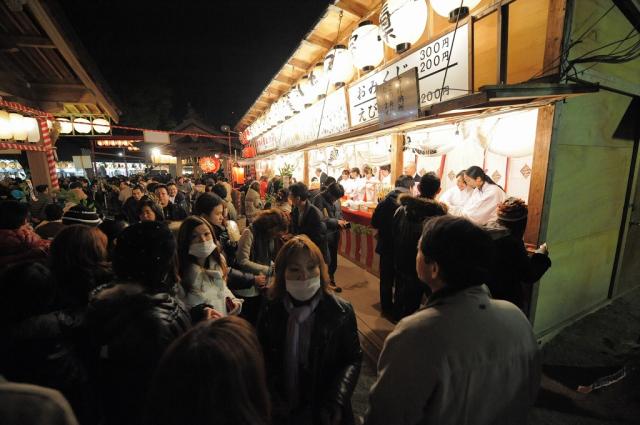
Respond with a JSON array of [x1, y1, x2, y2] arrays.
[[376, 68, 420, 126], [348, 23, 470, 128]]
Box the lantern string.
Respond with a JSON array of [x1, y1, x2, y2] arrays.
[[437, 0, 464, 104], [315, 9, 344, 142]]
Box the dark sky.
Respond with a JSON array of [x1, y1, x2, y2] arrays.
[[59, 0, 329, 130]]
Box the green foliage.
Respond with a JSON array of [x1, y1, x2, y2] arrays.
[[351, 223, 372, 236], [279, 163, 295, 177]]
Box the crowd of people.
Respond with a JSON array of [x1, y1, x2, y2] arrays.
[[0, 164, 551, 425]]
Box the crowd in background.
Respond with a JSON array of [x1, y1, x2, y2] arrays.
[[0, 164, 551, 425]]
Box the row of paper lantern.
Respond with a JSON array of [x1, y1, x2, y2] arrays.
[[0, 110, 44, 142], [56, 117, 111, 134], [245, 0, 482, 140]]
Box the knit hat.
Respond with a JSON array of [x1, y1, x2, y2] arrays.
[[62, 204, 102, 226], [497, 197, 528, 222]]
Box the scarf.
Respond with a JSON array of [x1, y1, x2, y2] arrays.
[[283, 292, 321, 407]]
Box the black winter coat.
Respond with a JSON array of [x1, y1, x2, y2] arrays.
[[392, 195, 448, 280], [371, 188, 408, 254], [312, 191, 343, 239], [291, 202, 328, 254], [85, 283, 191, 425], [484, 223, 552, 309], [257, 292, 362, 425]]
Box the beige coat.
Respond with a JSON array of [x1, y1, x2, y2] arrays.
[[365, 285, 540, 425], [244, 188, 262, 223]]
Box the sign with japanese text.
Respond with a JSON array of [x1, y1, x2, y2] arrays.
[[348, 23, 469, 128], [376, 68, 419, 126]]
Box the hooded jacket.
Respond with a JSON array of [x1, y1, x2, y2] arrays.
[[85, 282, 190, 425], [392, 195, 448, 278]]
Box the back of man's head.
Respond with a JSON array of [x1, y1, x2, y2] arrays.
[[326, 182, 345, 200], [289, 182, 309, 201], [44, 203, 63, 221], [418, 172, 440, 198], [395, 175, 414, 190], [419, 215, 494, 290]]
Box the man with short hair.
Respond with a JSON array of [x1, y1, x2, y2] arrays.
[[35, 203, 65, 240], [118, 180, 132, 204], [289, 182, 328, 265], [155, 184, 187, 221], [29, 184, 52, 223], [122, 185, 147, 223], [312, 182, 347, 292], [371, 175, 414, 318], [315, 167, 328, 188], [365, 215, 541, 425], [167, 182, 189, 213], [392, 172, 447, 319]]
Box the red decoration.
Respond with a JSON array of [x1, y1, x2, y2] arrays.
[[240, 130, 250, 145], [199, 156, 221, 173], [242, 146, 256, 158]]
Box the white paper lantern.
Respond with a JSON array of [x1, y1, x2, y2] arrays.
[[288, 89, 304, 113], [349, 21, 384, 71], [57, 118, 73, 134], [430, 0, 481, 20], [10, 113, 27, 141], [298, 75, 316, 106], [92, 118, 111, 134], [324, 45, 354, 88], [25, 117, 40, 143], [0, 110, 12, 139], [310, 62, 329, 99], [380, 0, 428, 53], [73, 117, 92, 134]]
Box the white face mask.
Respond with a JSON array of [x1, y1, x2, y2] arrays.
[[286, 276, 321, 301], [189, 239, 216, 259]]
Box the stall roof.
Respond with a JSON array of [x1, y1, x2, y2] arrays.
[[234, 0, 379, 132], [0, 0, 120, 120]]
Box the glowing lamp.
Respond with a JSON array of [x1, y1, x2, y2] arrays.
[[92, 118, 111, 134], [380, 0, 428, 53], [9, 113, 27, 141], [199, 156, 221, 173], [310, 62, 328, 99], [430, 0, 481, 22], [0, 110, 12, 139], [324, 45, 354, 88], [73, 118, 92, 134], [288, 89, 305, 113], [349, 21, 384, 72], [25, 117, 40, 143], [57, 118, 73, 134], [298, 75, 316, 106]]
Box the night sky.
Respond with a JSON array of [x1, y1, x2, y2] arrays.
[[59, 0, 329, 130]]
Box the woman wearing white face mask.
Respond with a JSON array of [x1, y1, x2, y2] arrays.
[[177, 216, 243, 321], [256, 235, 362, 425]]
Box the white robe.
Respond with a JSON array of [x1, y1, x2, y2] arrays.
[[439, 186, 473, 209], [456, 183, 506, 225], [364, 176, 379, 202]]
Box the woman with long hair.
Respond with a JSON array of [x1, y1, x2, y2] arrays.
[[236, 209, 288, 324], [177, 216, 242, 321], [137, 199, 164, 222], [456, 165, 506, 225], [257, 235, 362, 425], [144, 316, 270, 425], [50, 224, 112, 308]]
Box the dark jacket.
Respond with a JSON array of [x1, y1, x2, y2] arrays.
[[0, 308, 96, 425], [85, 283, 190, 425], [291, 202, 327, 254], [214, 223, 237, 266], [392, 195, 448, 280], [312, 191, 343, 239], [162, 201, 187, 221], [0, 228, 50, 268], [30, 193, 53, 221], [122, 196, 148, 223], [371, 188, 408, 254], [257, 292, 362, 425], [35, 221, 65, 240], [484, 223, 552, 309]]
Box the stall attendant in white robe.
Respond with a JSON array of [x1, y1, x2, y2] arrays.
[[439, 170, 473, 209], [380, 164, 392, 187], [456, 166, 506, 225], [363, 165, 379, 202], [347, 167, 366, 201]]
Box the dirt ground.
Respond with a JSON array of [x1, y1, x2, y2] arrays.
[[351, 287, 640, 424]]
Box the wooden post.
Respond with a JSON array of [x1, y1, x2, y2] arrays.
[[26, 151, 53, 187], [390, 133, 404, 184], [303, 151, 310, 185], [176, 156, 183, 177]]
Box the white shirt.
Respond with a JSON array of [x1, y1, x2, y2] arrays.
[[439, 186, 473, 209], [364, 175, 379, 202], [178, 263, 241, 317], [381, 174, 392, 187], [345, 178, 366, 201], [456, 182, 505, 225]]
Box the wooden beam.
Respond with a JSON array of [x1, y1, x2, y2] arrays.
[[288, 57, 311, 71], [305, 34, 334, 50], [335, 0, 368, 19], [2, 34, 55, 49], [29, 82, 95, 103], [274, 75, 294, 85], [542, 0, 567, 77]]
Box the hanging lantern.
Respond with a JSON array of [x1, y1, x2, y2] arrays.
[[57, 118, 73, 134], [298, 75, 316, 106], [92, 118, 111, 134], [310, 62, 328, 99], [199, 156, 221, 173], [430, 0, 481, 22], [73, 118, 92, 134], [324, 45, 354, 88], [288, 88, 305, 113], [380, 0, 428, 53], [349, 21, 384, 72], [0, 110, 12, 139], [25, 117, 40, 143], [9, 113, 27, 141]]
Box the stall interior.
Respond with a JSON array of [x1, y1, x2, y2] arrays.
[[256, 152, 304, 186], [0, 159, 26, 179]]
